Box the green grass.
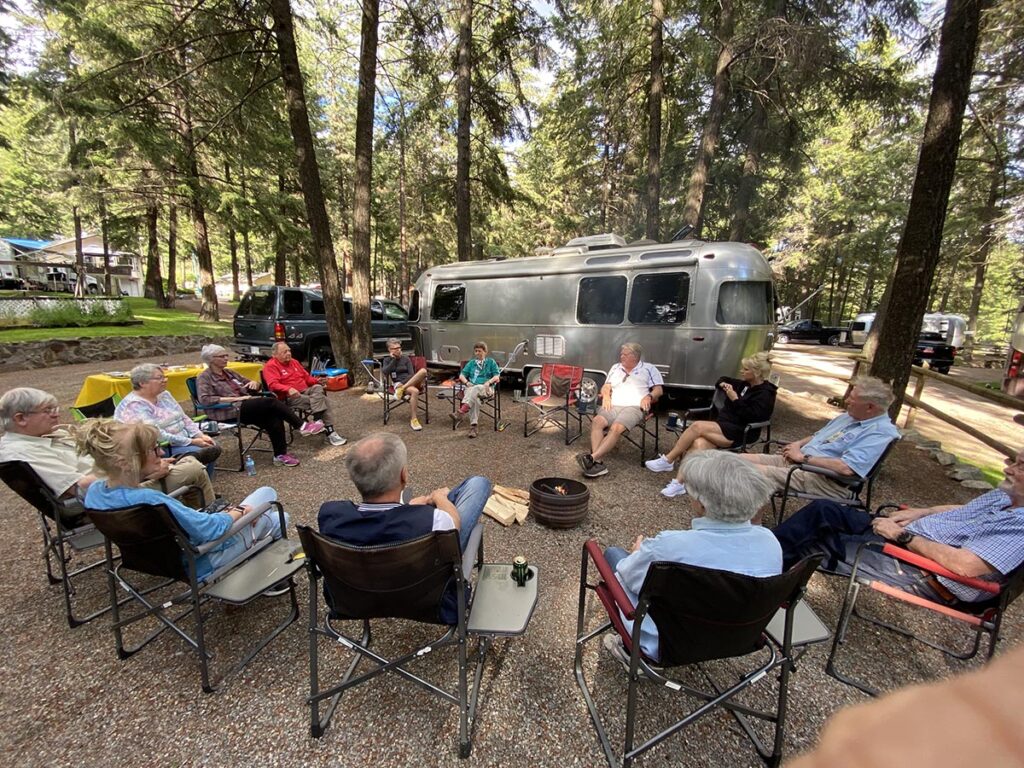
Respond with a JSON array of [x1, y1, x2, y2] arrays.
[[0, 297, 232, 342], [959, 457, 1004, 487]]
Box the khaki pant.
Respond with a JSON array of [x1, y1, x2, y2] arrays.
[[741, 453, 854, 499], [462, 384, 493, 425], [286, 383, 333, 426], [144, 455, 215, 508]]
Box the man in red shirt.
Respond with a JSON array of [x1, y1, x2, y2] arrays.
[[263, 342, 347, 446]]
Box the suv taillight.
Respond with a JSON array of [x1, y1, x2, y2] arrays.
[[1009, 350, 1023, 379], [274, 322, 285, 341]]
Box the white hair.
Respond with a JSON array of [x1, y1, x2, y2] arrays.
[[129, 364, 163, 390], [682, 451, 773, 524], [200, 344, 229, 363], [345, 432, 407, 498], [0, 388, 57, 431]]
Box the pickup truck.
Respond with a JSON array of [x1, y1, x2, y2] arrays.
[[776, 319, 845, 346], [231, 286, 412, 366]]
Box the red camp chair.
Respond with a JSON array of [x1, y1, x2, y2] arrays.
[[523, 363, 585, 444]]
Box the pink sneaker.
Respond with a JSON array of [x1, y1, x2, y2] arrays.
[[273, 453, 300, 467], [459, 403, 470, 414], [300, 420, 325, 436]]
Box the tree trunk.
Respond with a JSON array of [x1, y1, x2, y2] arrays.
[[455, 0, 472, 261], [349, 0, 378, 363], [399, 122, 409, 304], [166, 204, 177, 307], [270, 0, 352, 369], [144, 201, 166, 305], [225, 162, 240, 302], [966, 158, 1004, 348], [99, 195, 112, 296], [729, 95, 768, 242], [240, 167, 254, 288], [869, 0, 989, 418], [681, 0, 735, 232], [936, 249, 960, 312], [645, 0, 664, 241]]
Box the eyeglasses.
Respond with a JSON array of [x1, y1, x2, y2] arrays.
[[151, 446, 164, 458], [25, 406, 60, 416]]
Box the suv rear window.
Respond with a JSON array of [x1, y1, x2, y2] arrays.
[[282, 290, 305, 315]]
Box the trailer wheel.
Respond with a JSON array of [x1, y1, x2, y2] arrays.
[[777, 333, 790, 344]]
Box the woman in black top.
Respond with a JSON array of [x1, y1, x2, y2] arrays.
[[380, 338, 428, 431], [646, 352, 777, 497]]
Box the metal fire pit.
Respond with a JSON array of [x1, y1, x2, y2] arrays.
[[529, 477, 590, 529]]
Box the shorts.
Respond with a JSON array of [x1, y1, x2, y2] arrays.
[[596, 405, 645, 430]]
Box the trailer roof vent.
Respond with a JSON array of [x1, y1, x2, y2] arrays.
[[563, 233, 627, 252]]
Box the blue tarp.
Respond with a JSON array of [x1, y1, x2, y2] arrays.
[[1, 237, 51, 251]]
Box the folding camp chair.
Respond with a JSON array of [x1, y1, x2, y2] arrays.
[[0, 460, 109, 627], [768, 436, 900, 524], [184, 376, 279, 472], [668, 387, 773, 452], [523, 363, 585, 444], [298, 522, 538, 759], [70, 394, 121, 422], [574, 540, 825, 768], [825, 531, 1024, 696], [85, 500, 302, 693], [362, 355, 431, 426]]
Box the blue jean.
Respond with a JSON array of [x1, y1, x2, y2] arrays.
[[772, 500, 946, 602], [203, 486, 289, 578], [448, 475, 491, 551]]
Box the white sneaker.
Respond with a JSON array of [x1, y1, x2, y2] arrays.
[[645, 454, 674, 473], [660, 480, 687, 498], [327, 431, 347, 446]]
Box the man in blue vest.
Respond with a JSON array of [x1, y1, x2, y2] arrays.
[[318, 431, 490, 562]]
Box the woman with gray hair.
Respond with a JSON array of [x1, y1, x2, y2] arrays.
[[114, 363, 221, 475], [195, 344, 310, 467], [601, 451, 782, 664]]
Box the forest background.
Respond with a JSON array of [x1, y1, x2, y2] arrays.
[[0, 0, 1021, 350]]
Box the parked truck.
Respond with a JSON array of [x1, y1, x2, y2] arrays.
[[775, 319, 845, 346]]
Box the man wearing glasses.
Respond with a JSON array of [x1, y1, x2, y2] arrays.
[[772, 449, 1024, 604], [0, 387, 215, 508]]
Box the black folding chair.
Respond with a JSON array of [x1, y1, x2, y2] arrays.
[[574, 540, 824, 768], [70, 394, 121, 422], [667, 387, 773, 452], [769, 436, 900, 524], [298, 521, 537, 759], [825, 534, 1024, 696], [452, 375, 502, 432], [362, 354, 431, 426], [523, 363, 585, 444], [0, 460, 109, 627], [85, 500, 302, 693], [185, 376, 277, 472]]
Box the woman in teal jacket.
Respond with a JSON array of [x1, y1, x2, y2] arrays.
[[452, 341, 500, 438]]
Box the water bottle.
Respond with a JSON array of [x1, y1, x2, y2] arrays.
[[244, 454, 256, 476]]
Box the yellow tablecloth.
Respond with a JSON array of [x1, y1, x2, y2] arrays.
[[75, 361, 265, 407]]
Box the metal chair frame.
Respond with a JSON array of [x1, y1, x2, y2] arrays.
[[582, 409, 660, 465], [825, 533, 1024, 696], [666, 387, 773, 453], [573, 540, 823, 768], [185, 375, 278, 472], [768, 437, 900, 524], [362, 354, 431, 426], [299, 525, 492, 758], [86, 499, 301, 693]]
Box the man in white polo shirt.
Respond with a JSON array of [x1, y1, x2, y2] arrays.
[[577, 342, 663, 478]]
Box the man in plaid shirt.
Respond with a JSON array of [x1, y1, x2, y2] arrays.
[[772, 448, 1024, 603]]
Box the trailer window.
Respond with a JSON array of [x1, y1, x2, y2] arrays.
[[431, 284, 465, 322], [629, 272, 689, 324], [716, 281, 773, 325], [577, 276, 627, 325]]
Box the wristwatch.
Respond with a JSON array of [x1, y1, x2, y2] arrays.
[[895, 530, 915, 547]]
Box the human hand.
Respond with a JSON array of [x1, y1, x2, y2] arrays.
[[871, 517, 903, 541], [720, 382, 737, 400], [246, 380, 260, 392], [886, 507, 926, 526], [192, 435, 215, 447], [431, 487, 452, 506], [144, 458, 174, 481], [288, 388, 300, 397], [630, 535, 645, 553], [641, 395, 652, 413], [781, 443, 805, 464]]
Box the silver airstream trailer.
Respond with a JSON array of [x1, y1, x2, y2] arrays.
[[409, 234, 775, 397]]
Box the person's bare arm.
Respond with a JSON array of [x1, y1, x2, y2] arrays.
[[782, 440, 856, 475], [872, 518, 997, 578]]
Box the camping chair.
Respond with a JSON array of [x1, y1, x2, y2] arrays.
[[825, 531, 1024, 696], [669, 387, 773, 453], [574, 541, 825, 768], [185, 376, 275, 472], [70, 394, 121, 422], [768, 436, 900, 525], [84, 499, 302, 693], [298, 522, 538, 759], [0, 460, 108, 627], [523, 363, 586, 444], [361, 355, 431, 426]]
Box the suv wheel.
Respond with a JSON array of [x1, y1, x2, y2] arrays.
[[777, 333, 790, 344], [826, 334, 840, 346]]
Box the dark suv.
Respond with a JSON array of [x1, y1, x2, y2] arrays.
[[232, 286, 411, 366]]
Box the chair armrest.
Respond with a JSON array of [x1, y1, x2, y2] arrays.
[[682, 406, 712, 420], [583, 539, 635, 620], [746, 419, 771, 429], [198, 401, 234, 412], [195, 501, 287, 555], [787, 461, 861, 486], [879, 543, 1001, 594], [167, 484, 201, 501]]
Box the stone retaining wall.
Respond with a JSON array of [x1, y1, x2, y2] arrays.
[[0, 335, 234, 371]]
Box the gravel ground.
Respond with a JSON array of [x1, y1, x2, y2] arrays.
[[0, 352, 1020, 767]]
